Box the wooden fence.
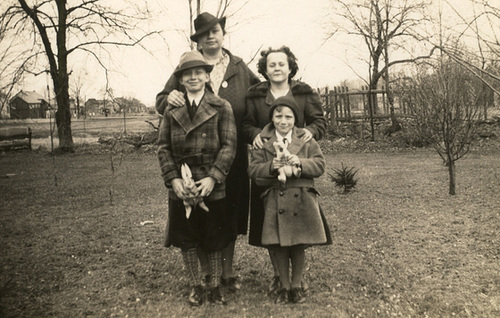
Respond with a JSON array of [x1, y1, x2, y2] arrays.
[[318, 86, 413, 126]]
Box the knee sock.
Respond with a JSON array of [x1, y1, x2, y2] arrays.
[[181, 248, 199, 286], [208, 250, 222, 288]]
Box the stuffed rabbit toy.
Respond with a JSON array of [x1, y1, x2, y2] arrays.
[[180, 163, 209, 218], [273, 140, 301, 184]]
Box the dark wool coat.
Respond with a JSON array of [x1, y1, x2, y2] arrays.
[[242, 80, 327, 144], [247, 124, 332, 247], [157, 90, 236, 201], [156, 49, 260, 235]]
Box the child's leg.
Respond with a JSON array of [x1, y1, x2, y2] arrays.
[[181, 248, 200, 286], [274, 247, 291, 290], [207, 249, 226, 304], [268, 248, 281, 277], [290, 245, 306, 289]]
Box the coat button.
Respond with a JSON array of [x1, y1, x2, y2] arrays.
[[279, 209, 284, 214], [279, 192, 284, 196], [202, 133, 207, 138]]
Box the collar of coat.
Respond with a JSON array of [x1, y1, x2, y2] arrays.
[[246, 80, 314, 99], [260, 123, 307, 155], [167, 91, 225, 133], [198, 48, 243, 83]]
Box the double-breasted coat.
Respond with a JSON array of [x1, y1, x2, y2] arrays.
[[242, 80, 328, 246], [156, 48, 260, 235], [247, 124, 332, 247], [158, 91, 236, 201]]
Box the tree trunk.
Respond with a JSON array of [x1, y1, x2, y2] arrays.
[[54, 0, 74, 153], [55, 88, 74, 152], [448, 157, 456, 195]]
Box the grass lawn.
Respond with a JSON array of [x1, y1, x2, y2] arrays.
[[1, 143, 499, 317]]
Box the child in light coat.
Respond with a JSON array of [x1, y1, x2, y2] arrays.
[[247, 96, 332, 304]]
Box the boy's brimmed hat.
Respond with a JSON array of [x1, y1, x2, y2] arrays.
[[173, 50, 213, 78], [190, 12, 226, 42], [269, 96, 300, 121]]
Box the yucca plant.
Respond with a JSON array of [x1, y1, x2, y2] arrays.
[[329, 163, 359, 193]]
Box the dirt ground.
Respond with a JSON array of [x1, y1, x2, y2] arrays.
[[1, 132, 499, 317]]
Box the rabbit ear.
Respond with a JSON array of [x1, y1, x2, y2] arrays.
[[182, 163, 192, 178], [181, 164, 187, 179]]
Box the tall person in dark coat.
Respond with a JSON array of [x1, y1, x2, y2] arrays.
[[242, 46, 327, 294], [157, 50, 237, 305], [156, 12, 260, 291]]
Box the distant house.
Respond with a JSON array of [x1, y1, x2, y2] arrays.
[[84, 98, 116, 116], [9, 90, 49, 119], [49, 97, 77, 117]]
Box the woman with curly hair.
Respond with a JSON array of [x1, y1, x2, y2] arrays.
[[242, 46, 329, 300]]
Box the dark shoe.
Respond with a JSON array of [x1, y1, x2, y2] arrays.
[[221, 276, 241, 292], [201, 274, 211, 288], [290, 287, 306, 304], [188, 285, 204, 306], [208, 286, 226, 305], [268, 276, 282, 295], [275, 288, 290, 304]]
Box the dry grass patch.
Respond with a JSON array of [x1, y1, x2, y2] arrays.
[[1, 147, 499, 317]]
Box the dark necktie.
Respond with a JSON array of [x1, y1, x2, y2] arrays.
[[189, 100, 197, 119]]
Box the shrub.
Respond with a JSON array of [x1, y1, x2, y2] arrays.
[[328, 163, 359, 193]]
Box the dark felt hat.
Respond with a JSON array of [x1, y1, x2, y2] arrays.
[[269, 96, 300, 122], [173, 50, 213, 78], [190, 12, 226, 42]]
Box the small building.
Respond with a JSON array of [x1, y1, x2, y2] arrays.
[[9, 90, 49, 119]]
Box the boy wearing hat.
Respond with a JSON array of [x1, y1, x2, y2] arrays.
[[157, 50, 237, 305], [247, 96, 331, 304], [156, 12, 260, 293]]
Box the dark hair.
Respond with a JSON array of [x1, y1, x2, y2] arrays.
[[257, 46, 299, 81], [200, 22, 226, 38]]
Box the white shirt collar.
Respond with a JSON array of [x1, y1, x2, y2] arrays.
[[186, 91, 205, 106], [276, 130, 293, 145]]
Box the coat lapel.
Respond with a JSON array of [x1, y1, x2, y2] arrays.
[[169, 105, 191, 132], [169, 92, 218, 133], [260, 125, 306, 156]]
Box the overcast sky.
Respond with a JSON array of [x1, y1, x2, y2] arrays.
[[16, 0, 483, 107]]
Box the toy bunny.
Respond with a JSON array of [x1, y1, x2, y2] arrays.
[[180, 163, 209, 218], [273, 140, 301, 184]]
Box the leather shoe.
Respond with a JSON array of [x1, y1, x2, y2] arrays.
[[290, 287, 306, 303], [221, 276, 241, 292], [268, 276, 282, 295], [188, 285, 204, 306], [208, 286, 226, 305], [275, 288, 289, 304]]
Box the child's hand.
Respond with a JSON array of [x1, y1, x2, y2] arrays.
[[167, 89, 185, 108], [287, 155, 301, 166], [196, 177, 216, 197], [272, 158, 284, 170], [171, 178, 188, 199]]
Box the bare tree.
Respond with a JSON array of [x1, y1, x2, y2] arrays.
[[330, 0, 436, 140], [1, 1, 158, 152], [402, 58, 482, 195], [434, 0, 500, 119]]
